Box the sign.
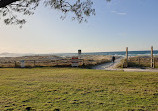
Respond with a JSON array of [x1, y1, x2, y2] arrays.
[[71, 56, 79, 67], [21, 60, 25, 68]]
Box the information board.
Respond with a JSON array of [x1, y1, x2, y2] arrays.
[[71, 57, 79, 67]]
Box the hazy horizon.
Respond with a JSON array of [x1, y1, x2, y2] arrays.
[[1, 49, 158, 55]]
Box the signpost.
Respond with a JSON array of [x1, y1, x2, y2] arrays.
[[78, 50, 81, 58]]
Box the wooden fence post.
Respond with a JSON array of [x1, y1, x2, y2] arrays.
[[126, 47, 128, 67], [153, 58, 155, 68], [56, 60, 58, 66], [151, 46, 154, 68], [82, 59, 85, 66], [14, 61, 16, 67], [34, 60, 36, 67], [138, 57, 140, 66]]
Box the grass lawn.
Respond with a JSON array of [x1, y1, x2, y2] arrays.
[[0, 68, 157, 111]]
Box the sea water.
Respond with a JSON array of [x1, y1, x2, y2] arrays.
[[56, 50, 158, 57], [0, 50, 158, 57]]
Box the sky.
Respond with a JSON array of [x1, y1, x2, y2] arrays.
[[0, 0, 158, 53]]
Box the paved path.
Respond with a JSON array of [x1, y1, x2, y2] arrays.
[[123, 68, 158, 72]]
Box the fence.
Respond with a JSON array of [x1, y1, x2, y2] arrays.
[[0, 59, 82, 68], [124, 57, 158, 68], [0, 58, 110, 68]]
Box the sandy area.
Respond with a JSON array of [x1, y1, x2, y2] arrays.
[[92, 57, 123, 70]]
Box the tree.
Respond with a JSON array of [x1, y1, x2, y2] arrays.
[[0, 0, 111, 27]]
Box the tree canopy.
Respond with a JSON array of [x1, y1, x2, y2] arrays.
[[0, 0, 111, 27]]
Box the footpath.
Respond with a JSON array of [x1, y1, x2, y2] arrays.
[[123, 68, 158, 72], [92, 57, 158, 72]]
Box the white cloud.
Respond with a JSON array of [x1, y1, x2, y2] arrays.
[[111, 10, 117, 13], [111, 10, 127, 15], [117, 12, 127, 15]]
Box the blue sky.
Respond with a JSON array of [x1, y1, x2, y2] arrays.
[[0, 0, 158, 53]]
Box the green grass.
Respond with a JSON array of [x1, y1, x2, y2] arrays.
[[0, 68, 158, 111]]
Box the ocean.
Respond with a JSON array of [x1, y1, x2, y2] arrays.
[[0, 50, 158, 57], [56, 50, 158, 57]]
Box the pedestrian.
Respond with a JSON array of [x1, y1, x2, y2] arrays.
[[112, 56, 115, 63]]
